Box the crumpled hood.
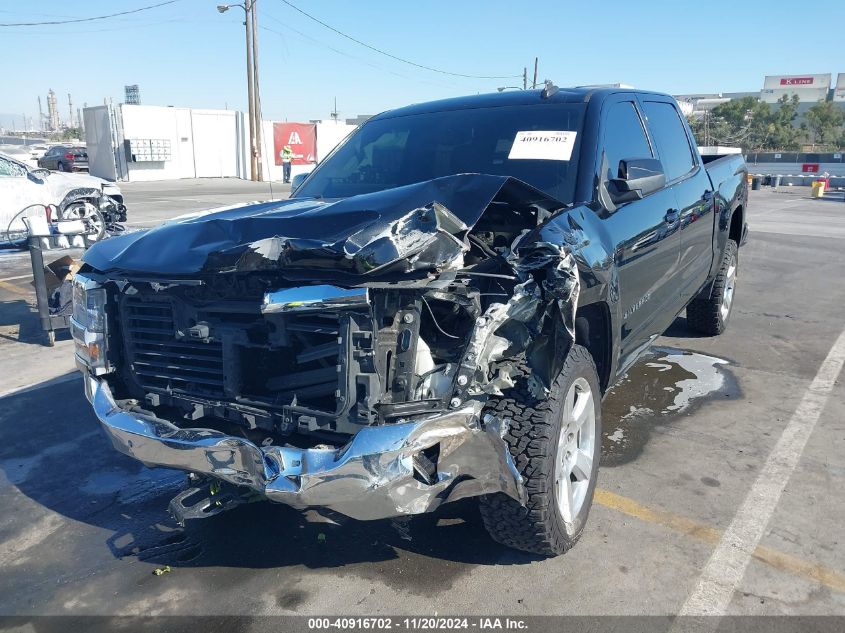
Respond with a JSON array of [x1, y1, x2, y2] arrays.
[[83, 174, 564, 280]]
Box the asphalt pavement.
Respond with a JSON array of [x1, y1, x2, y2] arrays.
[[0, 182, 843, 620]]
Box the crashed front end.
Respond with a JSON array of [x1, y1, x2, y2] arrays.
[[73, 174, 579, 522]]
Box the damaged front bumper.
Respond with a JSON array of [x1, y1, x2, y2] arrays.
[[83, 373, 524, 521]]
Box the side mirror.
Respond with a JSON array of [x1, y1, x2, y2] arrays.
[[608, 158, 666, 205], [290, 172, 308, 194], [26, 169, 47, 183]]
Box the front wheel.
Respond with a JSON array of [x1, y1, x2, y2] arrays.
[[60, 203, 106, 241], [478, 345, 602, 556], [687, 240, 738, 336]]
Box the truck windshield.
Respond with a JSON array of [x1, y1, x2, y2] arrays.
[[295, 103, 586, 203]]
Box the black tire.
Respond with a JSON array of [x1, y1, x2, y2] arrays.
[[57, 162, 67, 172], [478, 345, 602, 556], [687, 240, 738, 336]]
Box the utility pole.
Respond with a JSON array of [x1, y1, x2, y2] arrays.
[[523, 67, 527, 90], [251, 1, 263, 181], [218, 1, 263, 181], [532, 57, 538, 89], [244, 2, 257, 181], [38, 96, 43, 132]]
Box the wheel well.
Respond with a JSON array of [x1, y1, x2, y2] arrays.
[[729, 205, 743, 244], [574, 302, 611, 394]]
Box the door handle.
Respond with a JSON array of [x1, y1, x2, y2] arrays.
[[664, 209, 679, 223]]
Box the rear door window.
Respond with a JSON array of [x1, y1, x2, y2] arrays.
[[642, 101, 696, 182], [601, 101, 653, 182]]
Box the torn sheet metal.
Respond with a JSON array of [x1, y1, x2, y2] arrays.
[[455, 279, 544, 398], [451, 239, 580, 399], [82, 174, 566, 278]]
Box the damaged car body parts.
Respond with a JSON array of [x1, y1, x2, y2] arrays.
[[0, 151, 127, 245], [76, 176, 572, 519], [74, 87, 748, 555]]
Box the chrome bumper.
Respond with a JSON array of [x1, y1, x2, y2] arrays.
[[83, 374, 524, 520]]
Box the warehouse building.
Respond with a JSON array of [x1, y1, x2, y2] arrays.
[[760, 73, 832, 114], [675, 73, 845, 117], [83, 103, 356, 183]]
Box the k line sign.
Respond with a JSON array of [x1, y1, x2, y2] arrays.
[[780, 77, 814, 86]]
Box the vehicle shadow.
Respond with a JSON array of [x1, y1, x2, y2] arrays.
[[0, 298, 60, 345], [662, 315, 709, 339], [0, 375, 536, 580]]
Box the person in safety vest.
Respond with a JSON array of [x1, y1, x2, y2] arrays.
[[280, 145, 293, 183]]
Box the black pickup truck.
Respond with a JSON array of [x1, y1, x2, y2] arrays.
[[72, 86, 747, 556]]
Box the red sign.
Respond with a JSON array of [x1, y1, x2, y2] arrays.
[[780, 77, 814, 86], [273, 123, 317, 166], [802, 163, 820, 173]]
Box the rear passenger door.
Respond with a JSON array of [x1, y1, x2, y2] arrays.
[[640, 98, 715, 302], [43, 147, 58, 170], [596, 97, 681, 371]]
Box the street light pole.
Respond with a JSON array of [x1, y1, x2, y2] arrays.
[[250, 2, 263, 181], [218, 2, 261, 181], [244, 2, 257, 181]]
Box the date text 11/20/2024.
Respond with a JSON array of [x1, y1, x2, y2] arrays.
[[307, 617, 528, 630]]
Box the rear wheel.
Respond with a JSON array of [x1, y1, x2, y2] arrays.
[[478, 345, 601, 556], [687, 240, 738, 336], [57, 162, 67, 172]]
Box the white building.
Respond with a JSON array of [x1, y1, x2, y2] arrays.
[[83, 104, 356, 183], [760, 73, 831, 104], [834, 73, 845, 103]]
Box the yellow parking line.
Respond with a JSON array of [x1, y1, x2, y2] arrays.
[[0, 279, 29, 296], [594, 488, 845, 594], [753, 544, 845, 594]]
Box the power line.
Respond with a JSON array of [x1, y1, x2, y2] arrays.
[[0, 0, 182, 27], [259, 14, 468, 91], [277, 0, 520, 80]]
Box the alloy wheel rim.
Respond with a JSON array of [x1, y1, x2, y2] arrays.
[[64, 206, 104, 238], [554, 377, 596, 526], [721, 262, 737, 321]]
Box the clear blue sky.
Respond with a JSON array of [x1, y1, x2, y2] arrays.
[[2, 0, 844, 130]]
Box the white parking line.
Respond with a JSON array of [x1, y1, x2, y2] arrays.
[[0, 512, 65, 566], [0, 274, 31, 282], [678, 326, 845, 619]]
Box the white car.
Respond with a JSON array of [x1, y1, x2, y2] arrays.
[[0, 152, 125, 245], [0, 144, 39, 169]]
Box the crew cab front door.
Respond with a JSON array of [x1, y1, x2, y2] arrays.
[[595, 98, 682, 373]]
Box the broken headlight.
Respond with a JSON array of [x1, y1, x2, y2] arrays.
[[72, 275, 106, 332], [71, 274, 110, 374]]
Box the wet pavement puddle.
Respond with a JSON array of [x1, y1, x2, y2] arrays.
[[601, 346, 738, 466]]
